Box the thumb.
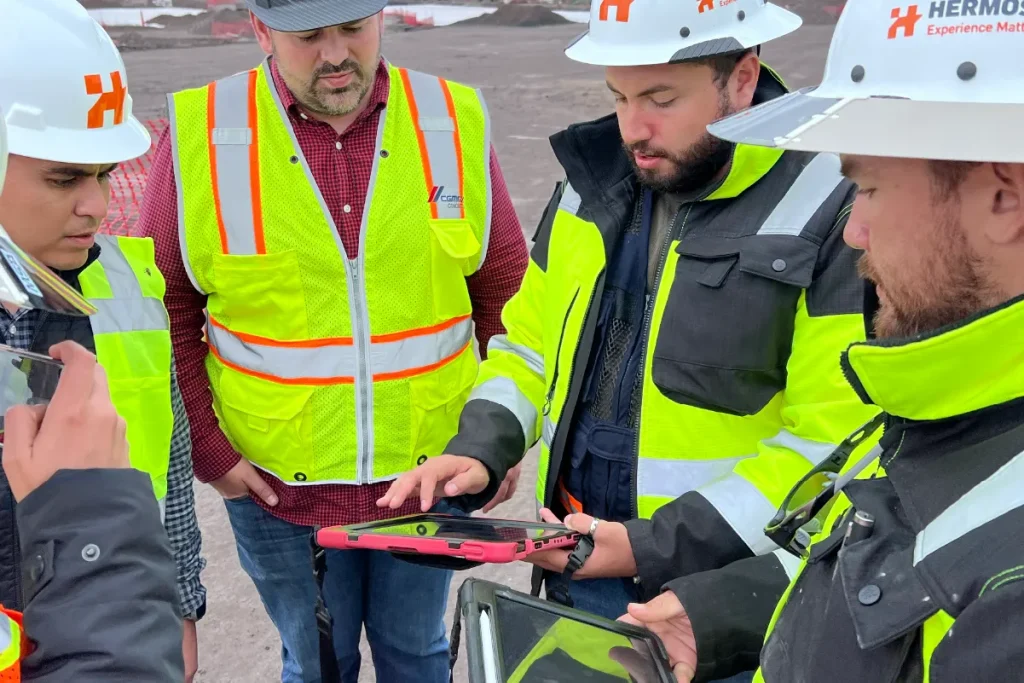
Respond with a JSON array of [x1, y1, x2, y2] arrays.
[[242, 466, 279, 506], [4, 404, 45, 459], [627, 592, 684, 623], [674, 661, 697, 683], [443, 460, 489, 496]]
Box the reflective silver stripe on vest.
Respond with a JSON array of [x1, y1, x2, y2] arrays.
[[761, 428, 840, 468], [477, 88, 493, 273], [558, 181, 582, 216], [757, 153, 843, 237], [207, 316, 472, 382], [696, 472, 779, 555], [167, 94, 205, 295], [541, 415, 556, 449], [773, 548, 803, 580], [158, 496, 166, 525], [91, 235, 169, 335], [469, 376, 539, 447], [210, 70, 260, 256], [488, 335, 544, 376], [914, 448, 1024, 566], [637, 454, 752, 499], [403, 68, 466, 222], [0, 612, 11, 651]]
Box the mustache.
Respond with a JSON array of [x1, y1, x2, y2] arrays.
[[314, 60, 362, 81], [856, 254, 879, 284], [624, 141, 670, 159]]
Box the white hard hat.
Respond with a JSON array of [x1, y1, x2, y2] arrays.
[[0, 0, 150, 165], [707, 0, 1024, 162], [565, 0, 802, 67]]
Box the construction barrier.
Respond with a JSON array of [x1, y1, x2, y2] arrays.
[[102, 118, 167, 237]]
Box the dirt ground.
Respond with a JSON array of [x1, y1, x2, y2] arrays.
[[119, 22, 835, 683]]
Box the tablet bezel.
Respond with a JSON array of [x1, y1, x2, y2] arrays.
[[457, 577, 678, 683]]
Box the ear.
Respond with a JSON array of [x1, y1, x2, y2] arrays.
[[251, 12, 274, 55], [988, 163, 1024, 245], [729, 51, 761, 110]]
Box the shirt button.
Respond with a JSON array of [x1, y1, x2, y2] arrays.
[[7, 325, 14, 335], [858, 584, 882, 606], [81, 543, 101, 562], [343, 204, 352, 213], [300, 113, 308, 120], [771, 259, 787, 272], [335, 141, 342, 150]]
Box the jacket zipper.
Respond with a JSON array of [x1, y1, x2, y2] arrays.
[[630, 201, 697, 520], [542, 287, 580, 417]]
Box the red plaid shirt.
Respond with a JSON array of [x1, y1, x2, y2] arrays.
[[137, 58, 528, 527]]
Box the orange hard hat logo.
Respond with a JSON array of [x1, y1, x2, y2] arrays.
[[698, 0, 715, 13], [888, 5, 923, 38], [84, 71, 127, 129], [598, 0, 635, 22]]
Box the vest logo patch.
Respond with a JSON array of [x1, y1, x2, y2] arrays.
[[429, 185, 463, 209]]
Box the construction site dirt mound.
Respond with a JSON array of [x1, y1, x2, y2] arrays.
[[452, 4, 571, 28]]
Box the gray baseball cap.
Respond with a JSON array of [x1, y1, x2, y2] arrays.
[[245, 0, 388, 32]]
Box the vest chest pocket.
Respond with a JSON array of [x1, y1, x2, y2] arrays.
[[209, 250, 309, 340], [651, 235, 818, 417], [428, 218, 479, 321]]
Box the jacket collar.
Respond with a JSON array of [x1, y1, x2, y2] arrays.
[[548, 63, 790, 247], [841, 293, 1024, 420]]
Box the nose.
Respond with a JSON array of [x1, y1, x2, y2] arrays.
[[74, 178, 110, 224], [618, 103, 653, 149], [844, 200, 869, 251], [318, 28, 352, 67]]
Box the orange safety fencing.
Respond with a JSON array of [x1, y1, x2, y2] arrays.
[[102, 118, 167, 237]]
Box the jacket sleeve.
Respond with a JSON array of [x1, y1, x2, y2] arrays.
[[18, 469, 185, 682], [667, 550, 797, 683], [445, 182, 562, 510], [626, 194, 882, 590], [927, 577, 1024, 681]]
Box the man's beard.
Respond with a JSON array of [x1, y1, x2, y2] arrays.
[[623, 92, 735, 195], [858, 213, 1000, 339], [282, 54, 376, 118]]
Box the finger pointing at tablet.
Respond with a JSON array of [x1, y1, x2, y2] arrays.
[[377, 455, 491, 512]]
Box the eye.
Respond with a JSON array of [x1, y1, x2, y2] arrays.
[[299, 31, 320, 43], [651, 98, 677, 108], [856, 187, 876, 198], [48, 177, 77, 189]]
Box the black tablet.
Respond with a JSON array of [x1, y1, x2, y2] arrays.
[[456, 578, 678, 682]]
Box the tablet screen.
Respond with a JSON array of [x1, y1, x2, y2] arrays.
[[358, 515, 570, 544], [491, 593, 666, 682]]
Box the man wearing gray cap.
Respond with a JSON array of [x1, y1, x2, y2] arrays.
[[136, 0, 529, 681]]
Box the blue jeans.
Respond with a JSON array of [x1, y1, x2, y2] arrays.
[[543, 572, 755, 683], [224, 496, 453, 683]]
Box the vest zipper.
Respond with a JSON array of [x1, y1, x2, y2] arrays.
[[542, 287, 581, 417], [630, 201, 697, 521], [349, 257, 374, 484]]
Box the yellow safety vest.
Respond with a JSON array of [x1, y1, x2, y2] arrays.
[[80, 234, 174, 508], [167, 58, 491, 485], [0, 607, 22, 681]]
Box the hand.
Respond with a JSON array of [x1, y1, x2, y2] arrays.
[[377, 454, 491, 512], [481, 462, 522, 513], [3, 341, 129, 502], [524, 508, 638, 579], [209, 458, 278, 506], [609, 639, 662, 683], [182, 618, 198, 683], [619, 591, 697, 683]]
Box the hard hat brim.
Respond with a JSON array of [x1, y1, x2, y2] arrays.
[[5, 114, 151, 166], [245, 0, 388, 32], [564, 2, 800, 67], [707, 87, 1024, 164]]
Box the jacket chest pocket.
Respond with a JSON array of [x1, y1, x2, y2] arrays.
[[651, 235, 819, 416]]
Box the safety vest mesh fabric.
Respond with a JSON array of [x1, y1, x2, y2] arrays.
[[507, 617, 633, 681], [168, 59, 491, 485], [0, 608, 23, 680], [530, 148, 863, 527], [78, 235, 173, 504]]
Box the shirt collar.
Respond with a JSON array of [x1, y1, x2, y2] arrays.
[[268, 56, 390, 128]]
